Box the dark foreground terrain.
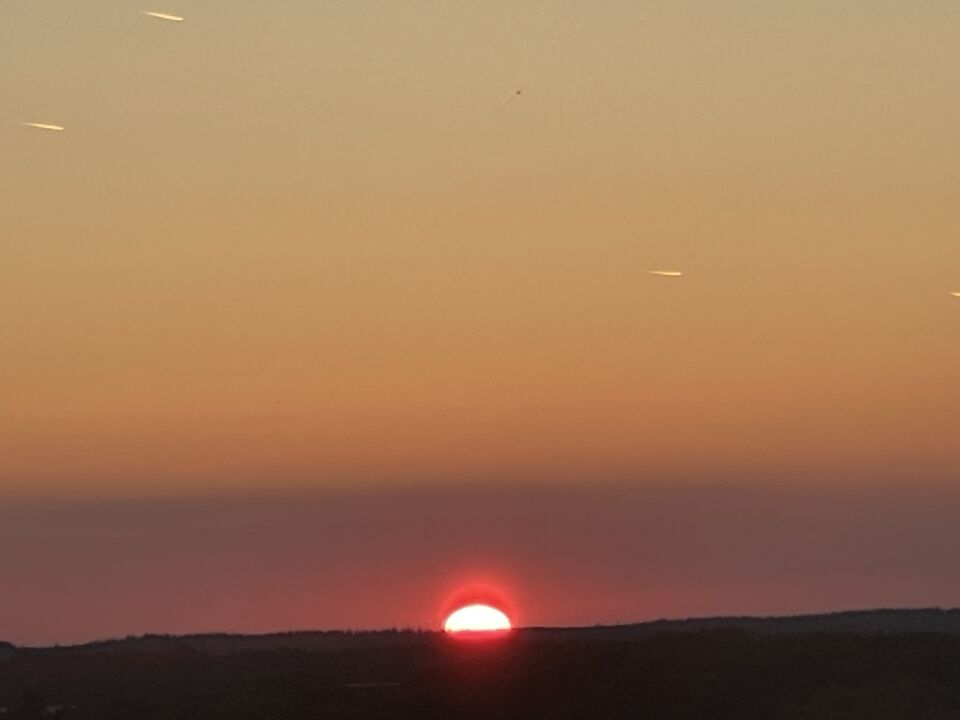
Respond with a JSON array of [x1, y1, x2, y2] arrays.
[[4, 609, 960, 719]]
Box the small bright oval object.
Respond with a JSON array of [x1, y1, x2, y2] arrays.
[[443, 604, 512, 634], [143, 10, 184, 21], [23, 122, 65, 131]]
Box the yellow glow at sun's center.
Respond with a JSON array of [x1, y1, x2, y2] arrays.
[[443, 604, 512, 633]]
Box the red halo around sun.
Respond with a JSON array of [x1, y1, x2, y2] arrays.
[[441, 583, 516, 640]]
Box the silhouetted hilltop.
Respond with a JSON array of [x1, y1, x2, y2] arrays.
[[663, 607, 960, 633], [528, 607, 960, 641], [34, 628, 428, 656], [4, 609, 960, 719], [0, 641, 15, 659], [19, 607, 960, 655]]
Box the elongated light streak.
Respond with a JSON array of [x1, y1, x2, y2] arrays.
[[23, 122, 65, 131], [143, 10, 184, 22]]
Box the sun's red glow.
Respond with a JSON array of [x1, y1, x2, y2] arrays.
[[443, 604, 512, 634]]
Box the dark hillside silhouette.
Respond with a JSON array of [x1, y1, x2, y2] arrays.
[[3, 610, 960, 719]]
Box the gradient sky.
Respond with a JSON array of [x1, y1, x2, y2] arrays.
[[1, 1, 959, 643]]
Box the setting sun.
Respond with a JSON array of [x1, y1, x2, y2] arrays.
[[443, 604, 512, 634]]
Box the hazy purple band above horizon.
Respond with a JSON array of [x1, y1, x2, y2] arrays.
[[3, 482, 959, 646]]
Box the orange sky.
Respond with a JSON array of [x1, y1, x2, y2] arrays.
[[2, 0, 959, 501]]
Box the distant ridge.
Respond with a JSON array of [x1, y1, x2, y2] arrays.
[[26, 628, 428, 656], [8, 610, 960, 719], [526, 607, 960, 641], [17, 608, 960, 655]]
